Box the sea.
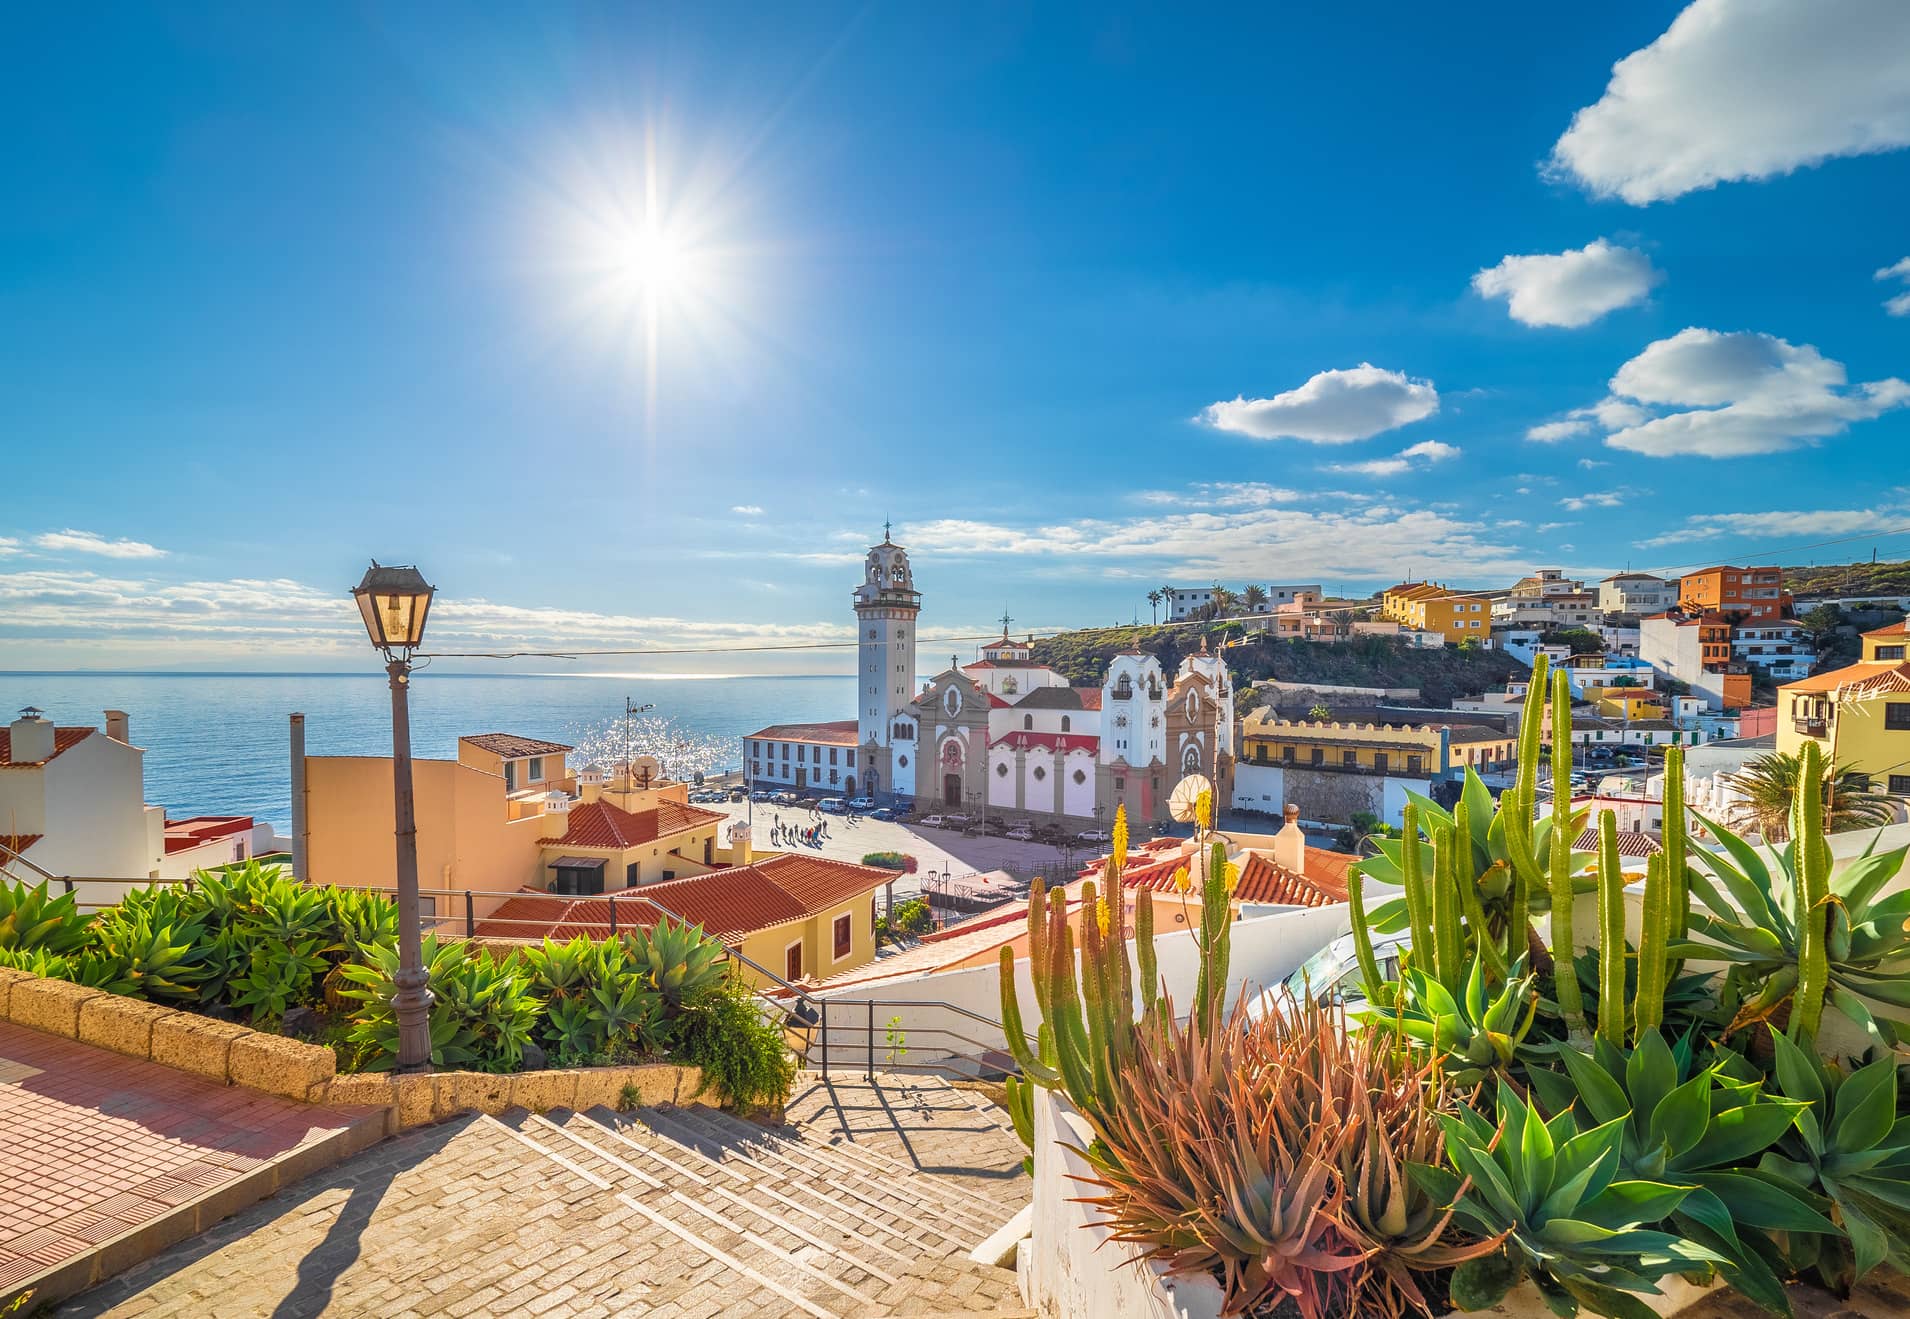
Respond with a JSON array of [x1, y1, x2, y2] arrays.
[[0, 672, 855, 833]]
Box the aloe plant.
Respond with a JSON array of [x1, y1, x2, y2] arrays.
[[1676, 781, 1910, 1048], [1414, 1079, 1726, 1318], [624, 917, 726, 1009], [1355, 950, 1539, 1088], [1528, 1031, 1834, 1316], [1755, 1028, 1910, 1291], [91, 908, 213, 1003], [339, 936, 540, 1073], [0, 880, 94, 954]]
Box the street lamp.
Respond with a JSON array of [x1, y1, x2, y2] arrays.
[[352, 561, 436, 1073]]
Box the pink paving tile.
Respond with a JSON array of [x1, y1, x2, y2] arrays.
[[0, 1020, 375, 1292]]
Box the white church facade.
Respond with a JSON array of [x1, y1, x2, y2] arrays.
[[744, 530, 1236, 824]]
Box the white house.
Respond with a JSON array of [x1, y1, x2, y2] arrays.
[[1, 709, 162, 882]]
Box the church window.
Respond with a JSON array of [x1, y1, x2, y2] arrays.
[[1114, 678, 1134, 700], [1115, 777, 1125, 791], [869, 629, 876, 639], [1023, 715, 1033, 730], [1073, 769, 1087, 785], [1033, 766, 1046, 780], [1060, 716, 1070, 732], [996, 762, 1009, 777], [898, 754, 908, 768], [898, 630, 906, 641]]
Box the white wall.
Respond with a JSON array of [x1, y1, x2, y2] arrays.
[[33, 734, 158, 880], [1062, 750, 1096, 817]]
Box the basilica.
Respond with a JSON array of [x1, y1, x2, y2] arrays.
[[747, 532, 1237, 825]]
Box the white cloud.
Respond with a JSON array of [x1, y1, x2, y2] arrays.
[[1877, 256, 1910, 316], [1527, 396, 1649, 443], [1577, 458, 1609, 470], [1471, 239, 1663, 327], [1597, 327, 1910, 457], [0, 537, 18, 557], [1135, 482, 1305, 509], [1527, 418, 1594, 443], [1536, 521, 1575, 534], [1639, 504, 1909, 547], [1548, 0, 1910, 204], [1199, 363, 1438, 443], [1324, 439, 1461, 478], [33, 529, 167, 559], [729, 504, 764, 516], [1559, 490, 1630, 511]]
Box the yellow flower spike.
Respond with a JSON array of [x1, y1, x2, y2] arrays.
[[1111, 804, 1129, 871], [1195, 789, 1213, 832], [1172, 865, 1191, 894], [1224, 861, 1240, 894], [1095, 897, 1111, 938]]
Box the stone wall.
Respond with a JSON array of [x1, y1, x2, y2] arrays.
[[0, 967, 702, 1136]]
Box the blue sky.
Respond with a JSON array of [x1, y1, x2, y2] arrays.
[[3, 2, 1909, 673]]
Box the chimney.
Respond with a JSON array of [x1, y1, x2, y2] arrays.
[[105, 710, 130, 743], [1273, 801, 1305, 874], [8, 710, 55, 764], [727, 819, 752, 867]]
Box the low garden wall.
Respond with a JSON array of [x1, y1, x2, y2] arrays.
[[0, 966, 701, 1135]]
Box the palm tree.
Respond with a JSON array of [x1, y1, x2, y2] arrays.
[[1210, 585, 1238, 619], [1724, 750, 1901, 840], [1242, 584, 1269, 613], [1147, 589, 1162, 624]]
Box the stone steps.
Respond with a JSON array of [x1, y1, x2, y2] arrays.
[[489, 1102, 1027, 1318]]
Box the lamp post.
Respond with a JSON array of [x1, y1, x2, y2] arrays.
[[352, 561, 436, 1073]]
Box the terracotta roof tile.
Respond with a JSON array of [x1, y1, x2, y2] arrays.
[[461, 733, 572, 758], [1780, 660, 1910, 696], [1574, 828, 1662, 858], [541, 798, 726, 850], [0, 727, 93, 768], [0, 834, 42, 857], [471, 853, 889, 945], [1863, 620, 1909, 638], [744, 720, 860, 746]]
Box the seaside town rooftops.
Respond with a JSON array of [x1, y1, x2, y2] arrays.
[[1862, 619, 1910, 638], [1780, 660, 1910, 696], [0, 726, 93, 768], [162, 816, 254, 855], [473, 853, 891, 945], [460, 733, 573, 759], [541, 798, 726, 850], [744, 719, 860, 746]]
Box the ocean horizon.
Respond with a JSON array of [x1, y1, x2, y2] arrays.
[[0, 670, 861, 832]]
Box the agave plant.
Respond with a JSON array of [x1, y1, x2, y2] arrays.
[[585, 972, 666, 1058], [1414, 1079, 1725, 1318], [624, 917, 726, 1010], [1677, 787, 1910, 1047], [1526, 1031, 1833, 1316], [1755, 1028, 1910, 1292], [520, 935, 594, 1007], [1356, 950, 1539, 1088], [0, 944, 134, 992], [0, 880, 94, 954], [339, 937, 539, 1073], [228, 941, 331, 1023], [89, 906, 211, 1002]]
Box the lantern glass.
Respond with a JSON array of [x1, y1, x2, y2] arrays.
[[352, 563, 435, 653]]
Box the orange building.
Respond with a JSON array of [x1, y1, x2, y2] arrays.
[[1379, 582, 1489, 644], [1677, 566, 1792, 621]]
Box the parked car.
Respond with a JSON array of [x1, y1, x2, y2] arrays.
[[967, 819, 1007, 836], [943, 813, 973, 827], [1077, 828, 1113, 843], [729, 789, 747, 802], [772, 791, 801, 805], [868, 807, 897, 822], [1003, 825, 1035, 842], [917, 813, 948, 828], [846, 796, 877, 811], [818, 798, 847, 814]]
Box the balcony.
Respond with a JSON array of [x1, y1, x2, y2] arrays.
[[1794, 718, 1828, 738]]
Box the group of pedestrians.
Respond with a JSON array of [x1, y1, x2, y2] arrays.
[[768, 814, 831, 849]]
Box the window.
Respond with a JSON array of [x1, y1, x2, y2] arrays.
[[833, 913, 853, 960], [1073, 769, 1087, 784], [1878, 645, 1906, 660], [1114, 777, 1125, 790], [1310, 748, 1324, 766], [1887, 704, 1910, 731], [1374, 752, 1388, 773], [1890, 775, 1910, 795], [626, 862, 639, 887], [1282, 745, 1296, 763], [527, 756, 544, 782], [504, 762, 516, 790], [1060, 716, 1071, 732], [1343, 750, 1357, 766], [996, 762, 1009, 777], [1023, 714, 1033, 730], [785, 942, 803, 981], [1407, 755, 1423, 774], [1033, 765, 1046, 780]]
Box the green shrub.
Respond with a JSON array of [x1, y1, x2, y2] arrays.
[[0, 881, 94, 955], [892, 898, 933, 935], [860, 851, 916, 873], [674, 977, 796, 1113], [338, 936, 540, 1073]]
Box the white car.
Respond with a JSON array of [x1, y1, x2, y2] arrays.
[[1077, 828, 1113, 843], [917, 814, 948, 828], [1004, 826, 1035, 842], [846, 796, 877, 811]]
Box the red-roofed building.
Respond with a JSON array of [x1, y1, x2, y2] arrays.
[[744, 720, 864, 796], [473, 853, 893, 984], [0, 708, 165, 883]]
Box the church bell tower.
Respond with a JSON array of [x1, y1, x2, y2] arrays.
[[853, 523, 920, 799]]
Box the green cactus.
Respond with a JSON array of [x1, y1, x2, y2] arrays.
[[1399, 803, 1435, 973], [1789, 738, 1831, 1044], [1193, 840, 1232, 1040], [1548, 668, 1589, 1039], [1633, 852, 1669, 1039], [1133, 886, 1159, 1022], [1594, 811, 1628, 1050], [1347, 863, 1384, 1003], [1662, 743, 1689, 945]]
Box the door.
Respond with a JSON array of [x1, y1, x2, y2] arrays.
[[785, 942, 803, 982], [845, 775, 856, 797], [796, 767, 807, 789], [944, 772, 961, 806]]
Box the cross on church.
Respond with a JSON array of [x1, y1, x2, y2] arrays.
[[882, 518, 892, 543], [999, 608, 1013, 635]]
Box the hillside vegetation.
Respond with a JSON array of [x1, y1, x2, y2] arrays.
[[1783, 557, 1910, 599], [1029, 625, 1528, 707]]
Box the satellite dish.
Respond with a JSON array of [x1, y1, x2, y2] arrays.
[[1168, 774, 1214, 824], [630, 754, 661, 785]]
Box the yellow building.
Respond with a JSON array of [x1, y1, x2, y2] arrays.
[[473, 853, 894, 986], [1777, 635, 1910, 798], [1239, 711, 1516, 775], [1379, 582, 1489, 645], [1593, 691, 1667, 721]]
